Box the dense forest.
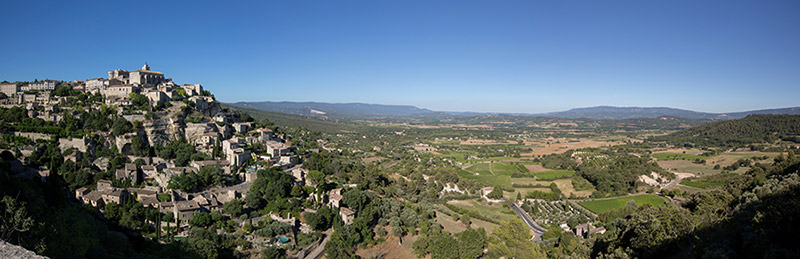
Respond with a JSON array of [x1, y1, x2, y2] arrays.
[[649, 114, 800, 148]]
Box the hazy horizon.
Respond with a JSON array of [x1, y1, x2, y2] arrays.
[[2, 1, 799, 113], [229, 100, 800, 115]]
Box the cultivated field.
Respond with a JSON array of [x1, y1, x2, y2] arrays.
[[658, 150, 777, 177], [533, 170, 574, 181], [446, 199, 518, 223], [521, 138, 627, 156], [524, 164, 550, 172], [578, 195, 667, 214]]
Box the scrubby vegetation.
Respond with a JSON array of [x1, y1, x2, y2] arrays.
[[650, 114, 800, 148]]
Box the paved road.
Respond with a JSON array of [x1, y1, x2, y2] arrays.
[[303, 229, 333, 259], [508, 202, 547, 242], [383, 160, 401, 169], [661, 171, 695, 191]]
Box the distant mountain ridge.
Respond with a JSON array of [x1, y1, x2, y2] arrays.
[[229, 101, 433, 118], [537, 106, 800, 119], [227, 101, 800, 120]]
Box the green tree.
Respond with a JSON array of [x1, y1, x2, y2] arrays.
[[0, 196, 34, 243], [189, 212, 213, 227], [487, 188, 503, 199], [223, 199, 244, 217], [305, 206, 334, 231], [487, 218, 545, 259], [261, 247, 286, 259], [342, 189, 370, 212], [308, 170, 326, 185], [128, 92, 149, 109], [111, 117, 132, 136]]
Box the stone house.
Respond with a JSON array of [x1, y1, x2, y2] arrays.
[[328, 188, 343, 208], [115, 163, 138, 184], [141, 165, 157, 181], [340, 207, 356, 225]]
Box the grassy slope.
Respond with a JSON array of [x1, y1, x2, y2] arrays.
[[578, 195, 667, 214]]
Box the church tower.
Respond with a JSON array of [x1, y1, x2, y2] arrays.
[[142, 63, 150, 71]]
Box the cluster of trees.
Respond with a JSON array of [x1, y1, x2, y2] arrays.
[[156, 138, 205, 166], [303, 151, 363, 177], [413, 227, 487, 259], [104, 196, 161, 234], [486, 187, 503, 199], [575, 152, 670, 197], [565, 152, 800, 258], [52, 84, 82, 97], [245, 167, 299, 216], [304, 206, 336, 231], [487, 219, 546, 258], [523, 183, 564, 201], [253, 219, 292, 238], [650, 114, 800, 148], [127, 93, 150, 111], [168, 166, 234, 192], [325, 193, 433, 258], [538, 152, 578, 170]]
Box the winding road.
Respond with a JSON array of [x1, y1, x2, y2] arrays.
[[661, 171, 696, 191], [303, 229, 333, 259], [508, 201, 547, 242]]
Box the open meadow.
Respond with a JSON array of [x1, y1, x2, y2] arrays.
[[578, 195, 667, 214]]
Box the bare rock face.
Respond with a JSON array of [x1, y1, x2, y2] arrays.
[[215, 123, 232, 140], [114, 133, 135, 155], [0, 241, 47, 259], [184, 123, 219, 144], [190, 96, 221, 116], [143, 116, 184, 146]]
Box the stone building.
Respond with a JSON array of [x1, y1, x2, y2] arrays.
[[20, 80, 57, 91], [129, 64, 165, 86], [108, 64, 165, 86], [102, 85, 136, 98], [1, 83, 19, 96], [115, 163, 139, 184]]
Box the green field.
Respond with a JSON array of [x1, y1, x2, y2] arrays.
[[465, 163, 492, 175], [653, 153, 708, 161], [578, 195, 667, 214], [492, 162, 529, 175], [458, 170, 511, 187], [464, 162, 529, 176], [447, 200, 519, 223], [533, 170, 574, 180]]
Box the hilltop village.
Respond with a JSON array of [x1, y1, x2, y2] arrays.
[[2, 65, 800, 259], [0, 65, 362, 257]]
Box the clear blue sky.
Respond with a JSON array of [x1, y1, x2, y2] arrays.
[[1, 0, 798, 113]]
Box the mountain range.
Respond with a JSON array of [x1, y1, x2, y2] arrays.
[[227, 101, 800, 120]]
